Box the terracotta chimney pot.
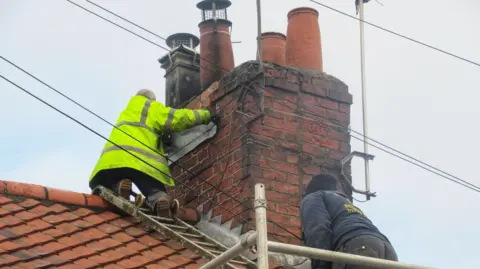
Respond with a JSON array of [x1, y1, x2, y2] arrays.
[[257, 32, 286, 65], [285, 7, 323, 71]]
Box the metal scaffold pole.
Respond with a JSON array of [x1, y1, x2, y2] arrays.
[[358, 0, 372, 200], [254, 184, 269, 269]]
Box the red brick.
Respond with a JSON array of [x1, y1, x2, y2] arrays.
[[261, 126, 285, 139], [276, 184, 299, 195], [302, 143, 326, 157], [265, 191, 286, 203], [275, 162, 299, 175], [277, 204, 300, 216], [312, 135, 339, 150]]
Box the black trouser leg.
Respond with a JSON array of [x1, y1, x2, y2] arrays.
[[90, 168, 129, 192], [132, 172, 168, 211], [332, 235, 398, 269]]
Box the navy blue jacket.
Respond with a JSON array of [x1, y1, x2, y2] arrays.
[[300, 191, 389, 269]]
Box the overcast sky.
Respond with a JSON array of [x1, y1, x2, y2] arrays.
[[1, 0, 480, 268]]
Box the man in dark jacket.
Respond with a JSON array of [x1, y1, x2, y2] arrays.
[[300, 173, 398, 269]]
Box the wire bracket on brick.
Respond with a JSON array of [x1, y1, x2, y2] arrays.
[[340, 151, 377, 199]]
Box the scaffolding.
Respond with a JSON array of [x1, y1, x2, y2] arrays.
[[200, 183, 438, 269]]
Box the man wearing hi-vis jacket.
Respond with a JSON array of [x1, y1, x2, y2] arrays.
[[90, 89, 218, 217]]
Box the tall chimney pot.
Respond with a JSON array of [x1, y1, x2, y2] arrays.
[[197, 0, 235, 90], [285, 7, 323, 71], [257, 32, 286, 65]]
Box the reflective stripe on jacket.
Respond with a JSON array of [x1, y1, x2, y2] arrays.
[[89, 95, 211, 186]]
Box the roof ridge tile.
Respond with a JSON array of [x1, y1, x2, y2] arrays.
[[0, 180, 111, 210]]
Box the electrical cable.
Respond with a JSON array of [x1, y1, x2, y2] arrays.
[[0, 59, 302, 241], [66, 0, 480, 193], [310, 0, 480, 68], [266, 93, 480, 193]]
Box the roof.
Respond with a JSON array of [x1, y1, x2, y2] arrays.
[[0, 180, 212, 269]]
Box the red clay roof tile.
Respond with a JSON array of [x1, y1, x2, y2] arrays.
[[0, 180, 213, 268]]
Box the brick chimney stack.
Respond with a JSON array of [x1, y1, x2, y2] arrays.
[[166, 5, 352, 262], [257, 32, 287, 65], [197, 0, 235, 90], [285, 7, 323, 71]]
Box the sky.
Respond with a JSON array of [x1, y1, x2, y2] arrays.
[[1, 0, 480, 268]]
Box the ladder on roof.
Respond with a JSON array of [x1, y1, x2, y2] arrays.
[[93, 186, 257, 269]]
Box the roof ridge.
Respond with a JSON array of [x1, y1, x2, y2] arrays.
[[0, 180, 110, 209]]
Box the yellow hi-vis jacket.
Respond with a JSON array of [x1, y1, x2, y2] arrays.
[[89, 95, 211, 187]]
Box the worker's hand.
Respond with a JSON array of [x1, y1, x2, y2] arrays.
[[210, 111, 220, 126]]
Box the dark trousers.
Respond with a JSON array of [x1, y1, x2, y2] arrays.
[[332, 235, 398, 269], [90, 168, 167, 210]]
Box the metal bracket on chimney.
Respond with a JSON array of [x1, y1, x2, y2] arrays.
[[340, 151, 377, 199], [166, 122, 218, 165]]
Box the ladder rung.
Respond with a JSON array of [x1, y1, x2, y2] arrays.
[[164, 223, 188, 231], [178, 232, 203, 239], [229, 260, 248, 266], [191, 241, 218, 248], [148, 215, 175, 223]]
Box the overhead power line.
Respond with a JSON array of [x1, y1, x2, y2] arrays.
[[0, 57, 301, 241], [266, 93, 480, 193], [310, 0, 480, 68], [62, 0, 480, 195]]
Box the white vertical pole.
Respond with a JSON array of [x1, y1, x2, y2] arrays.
[[255, 184, 269, 269], [358, 0, 371, 200]]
